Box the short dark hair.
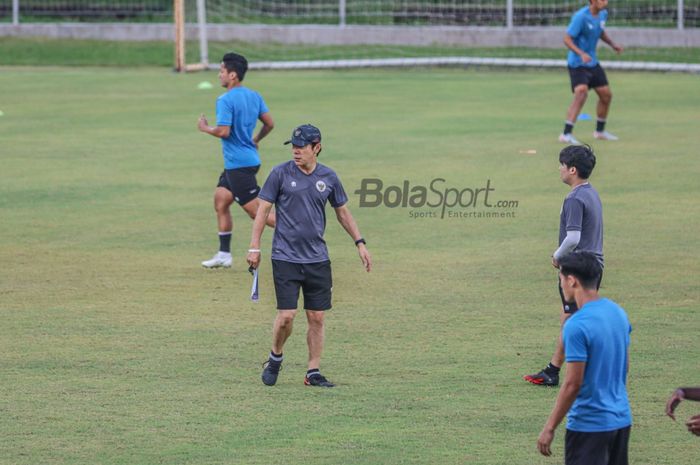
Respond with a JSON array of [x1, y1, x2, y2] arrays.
[[558, 251, 602, 290], [221, 53, 248, 81], [559, 144, 596, 179]]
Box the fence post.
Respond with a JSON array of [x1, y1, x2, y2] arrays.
[[12, 0, 19, 25], [678, 0, 684, 30], [196, 0, 209, 65], [506, 0, 513, 29], [174, 0, 186, 72], [339, 0, 346, 27]]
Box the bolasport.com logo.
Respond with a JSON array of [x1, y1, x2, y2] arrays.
[[353, 178, 519, 219]]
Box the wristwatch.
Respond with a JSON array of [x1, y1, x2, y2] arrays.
[[354, 238, 366, 246]]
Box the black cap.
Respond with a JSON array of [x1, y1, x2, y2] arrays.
[[284, 124, 322, 146]]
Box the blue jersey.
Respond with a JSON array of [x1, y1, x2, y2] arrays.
[[215, 87, 269, 169], [259, 160, 348, 264], [564, 298, 632, 432], [566, 6, 608, 68]]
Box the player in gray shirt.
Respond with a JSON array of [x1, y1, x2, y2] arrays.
[[525, 145, 604, 387], [247, 124, 372, 388]]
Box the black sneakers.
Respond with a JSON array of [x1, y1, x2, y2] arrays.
[[262, 358, 335, 388], [523, 368, 559, 387], [261, 359, 282, 386], [304, 373, 335, 388]]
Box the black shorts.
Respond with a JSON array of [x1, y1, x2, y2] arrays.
[[216, 166, 261, 206], [272, 260, 332, 311], [569, 64, 609, 92], [565, 426, 630, 465], [559, 270, 603, 314]]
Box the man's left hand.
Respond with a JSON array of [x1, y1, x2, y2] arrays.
[[687, 414, 700, 436], [358, 245, 372, 272]]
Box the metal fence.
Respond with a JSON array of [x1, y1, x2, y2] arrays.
[[3, 0, 698, 29]]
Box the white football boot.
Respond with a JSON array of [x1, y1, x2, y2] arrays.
[[558, 133, 581, 144], [201, 251, 232, 268], [593, 131, 619, 141]]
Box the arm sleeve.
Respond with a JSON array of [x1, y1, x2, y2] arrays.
[[215, 96, 232, 126], [329, 174, 348, 208], [258, 93, 269, 116], [567, 12, 583, 37], [563, 321, 588, 363], [258, 167, 281, 203], [553, 230, 581, 260]]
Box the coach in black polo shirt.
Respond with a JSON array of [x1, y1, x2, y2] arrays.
[[247, 124, 372, 388]]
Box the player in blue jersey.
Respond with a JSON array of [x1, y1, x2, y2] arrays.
[[198, 53, 276, 268], [559, 0, 624, 145], [537, 251, 632, 465], [247, 124, 372, 388]]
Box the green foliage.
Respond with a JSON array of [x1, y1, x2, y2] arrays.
[[1, 67, 699, 464], [0, 37, 698, 67]]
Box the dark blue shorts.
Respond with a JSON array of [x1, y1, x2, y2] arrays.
[[272, 260, 332, 311], [568, 64, 609, 92], [565, 426, 630, 465], [216, 166, 261, 206]]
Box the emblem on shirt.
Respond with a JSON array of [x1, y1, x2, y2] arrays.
[[291, 181, 297, 187], [316, 180, 327, 192], [587, 23, 593, 30]]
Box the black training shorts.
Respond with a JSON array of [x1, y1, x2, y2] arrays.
[[559, 270, 604, 314], [568, 64, 609, 92], [565, 426, 631, 465], [217, 166, 261, 206], [272, 260, 332, 311]]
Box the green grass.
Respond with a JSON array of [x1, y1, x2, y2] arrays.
[[1, 66, 699, 465], [1, 37, 699, 67]]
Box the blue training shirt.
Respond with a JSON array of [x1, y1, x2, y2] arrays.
[[259, 160, 348, 264], [215, 86, 269, 169], [564, 297, 632, 432], [566, 6, 608, 68]]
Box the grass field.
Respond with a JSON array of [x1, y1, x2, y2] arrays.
[[1, 66, 699, 465]]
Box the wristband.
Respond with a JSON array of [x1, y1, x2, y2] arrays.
[[248, 249, 261, 253], [354, 238, 366, 246]]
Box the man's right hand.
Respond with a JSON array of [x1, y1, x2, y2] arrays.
[[666, 388, 685, 420], [581, 53, 592, 64], [247, 250, 261, 269], [197, 114, 209, 132]]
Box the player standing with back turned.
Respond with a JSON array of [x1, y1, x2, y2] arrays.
[[558, 0, 623, 145]]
